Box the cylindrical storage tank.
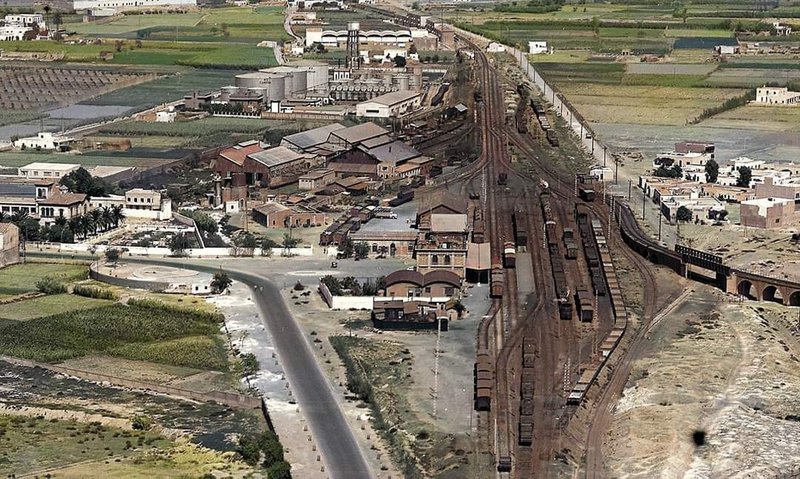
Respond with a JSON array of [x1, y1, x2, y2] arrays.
[[348, 22, 360, 31], [267, 74, 286, 101], [382, 71, 393, 87], [397, 74, 410, 91], [291, 69, 307, 97]]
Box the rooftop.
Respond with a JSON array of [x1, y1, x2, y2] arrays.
[[331, 122, 390, 146], [19, 162, 80, 172], [219, 142, 266, 166], [282, 123, 346, 150], [254, 202, 290, 215], [362, 140, 419, 166], [360, 90, 420, 107], [38, 192, 87, 206], [248, 146, 305, 168], [0, 182, 36, 198], [300, 168, 334, 180]]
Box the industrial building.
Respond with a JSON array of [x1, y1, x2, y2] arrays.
[[214, 141, 322, 189], [355, 90, 421, 118]]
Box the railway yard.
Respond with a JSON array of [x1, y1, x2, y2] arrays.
[[429, 24, 800, 478]]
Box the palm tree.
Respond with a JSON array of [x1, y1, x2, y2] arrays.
[[101, 206, 114, 231], [79, 215, 93, 240], [68, 216, 81, 238], [0, 211, 8, 223], [89, 209, 102, 235], [11, 210, 29, 224], [111, 204, 125, 228], [54, 215, 67, 227]]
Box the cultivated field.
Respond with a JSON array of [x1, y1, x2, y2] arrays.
[[0, 294, 112, 321], [0, 66, 158, 110], [0, 151, 174, 169], [700, 104, 800, 132], [0, 263, 88, 299]]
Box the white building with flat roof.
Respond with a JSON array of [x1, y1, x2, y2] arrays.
[[755, 86, 800, 105], [356, 90, 421, 118], [528, 41, 548, 54], [13, 132, 75, 151], [18, 162, 80, 179]]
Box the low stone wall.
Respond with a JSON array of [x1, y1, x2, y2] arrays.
[[90, 262, 169, 292]]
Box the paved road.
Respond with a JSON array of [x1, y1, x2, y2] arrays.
[[247, 274, 373, 479]]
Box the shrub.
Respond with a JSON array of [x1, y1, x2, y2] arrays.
[[36, 276, 67, 295], [73, 285, 118, 300], [131, 416, 152, 431]]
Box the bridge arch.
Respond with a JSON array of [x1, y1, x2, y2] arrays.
[[789, 291, 800, 307], [738, 280, 756, 300], [763, 285, 783, 304]]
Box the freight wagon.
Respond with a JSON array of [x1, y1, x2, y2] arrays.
[[503, 241, 516, 268], [490, 265, 505, 298]]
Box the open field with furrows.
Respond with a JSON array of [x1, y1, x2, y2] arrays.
[[0, 65, 158, 110], [699, 103, 800, 132], [0, 109, 46, 127]]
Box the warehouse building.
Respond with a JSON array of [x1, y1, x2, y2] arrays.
[[355, 90, 421, 118]]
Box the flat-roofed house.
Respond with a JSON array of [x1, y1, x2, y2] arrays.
[[18, 162, 80, 179]]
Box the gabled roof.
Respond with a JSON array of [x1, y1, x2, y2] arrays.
[[282, 123, 346, 150], [330, 122, 390, 146], [219, 142, 266, 166], [361, 140, 419, 166], [417, 189, 468, 216], [38, 192, 86, 206], [248, 146, 305, 168], [359, 90, 420, 108], [254, 202, 290, 215]]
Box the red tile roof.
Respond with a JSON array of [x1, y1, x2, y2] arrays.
[[219, 143, 266, 167]]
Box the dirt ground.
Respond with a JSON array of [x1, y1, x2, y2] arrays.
[[604, 285, 800, 477], [284, 280, 495, 478]]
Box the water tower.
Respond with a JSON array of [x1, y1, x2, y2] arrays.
[[346, 22, 360, 70]]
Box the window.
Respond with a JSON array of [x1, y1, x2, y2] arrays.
[[445, 287, 455, 297], [372, 243, 378, 253], [425, 287, 431, 294], [431, 255, 439, 265], [444, 255, 452, 265]]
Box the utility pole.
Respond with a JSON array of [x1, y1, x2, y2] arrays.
[[628, 179, 632, 201], [658, 212, 662, 241], [432, 316, 442, 418]]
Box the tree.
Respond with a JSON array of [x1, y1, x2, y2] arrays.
[[654, 164, 683, 179], [265, 461, 291, 479], [736, 166, 752, 188], [676, 205, 693, 222], [282, 233, 301, 251], [60, 167, 110, 196], [105, 248, 120, 264], [211, 271, 232, 294], [354, 241, 370, 260], [169, 233, 191, 257], [111, 204, 125, 228], [704, 159, 719, 183], [591, 16, 600, 36], [261, 237, 278, 256], [36, 276, 66, 295], [393, 55, 407, 68], [339, 237, 354, 258], [89, 208, 103, 235], [408, 42, 417, 55]]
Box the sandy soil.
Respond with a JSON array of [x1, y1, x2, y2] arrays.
[[605, 286, 800, 478]]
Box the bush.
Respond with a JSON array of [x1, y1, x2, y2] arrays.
[[36, 276, 67, 295], [73, 285, 118, 300], [131, 416, 152, 431]]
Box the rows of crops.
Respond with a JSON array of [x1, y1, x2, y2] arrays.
[[0, 301, 227, 370], [99, 117, 284, 137]]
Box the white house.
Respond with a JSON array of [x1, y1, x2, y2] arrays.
[[155, 110, 176, 123], [18, 162, 80, 179], [356, 90, 421, 118], [89, 188, 173, 221], [528, 41, 548, 54], [590, 165, 615, 182], [755, 86, 800, 105], [487, 42, 506, 53], [0, 24, 32, 41], [13, 132, 75, 151]]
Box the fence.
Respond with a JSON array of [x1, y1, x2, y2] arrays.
[[53, 243, 315, 258], [318, 281, 376, 310], [90, 261, 170, 292], [0, 355, 262, 410]]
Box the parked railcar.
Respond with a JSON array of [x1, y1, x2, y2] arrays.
[[503, 241, 517, 268]]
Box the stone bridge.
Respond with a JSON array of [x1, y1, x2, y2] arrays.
[[726, 269, 800, 306]]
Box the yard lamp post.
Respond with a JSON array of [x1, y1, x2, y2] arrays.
[[603, 146, 607, 167]]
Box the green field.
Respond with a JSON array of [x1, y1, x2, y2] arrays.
[[0, 294, 112, 321], [81, 69, 238, 107], [0, 109, 46, 127], [0, 299, 228, 369], [0, 263, 88, 299], [98, 117, 298, 137]]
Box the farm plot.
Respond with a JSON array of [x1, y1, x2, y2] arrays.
[[0, 300, 228, 369], [0, 263, 88, 299], [558, 83, 746, 125], [65, 12, 205, 36], [705, 67, 800, 88], [699, 104, 800, 132], [0, 151, 173, 169], [98, 117, 290, 137], [81, 69, 238, 108], [0, 109, 45, 127], [0, 294, 113, 322], [0, 66, 159, 110]]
